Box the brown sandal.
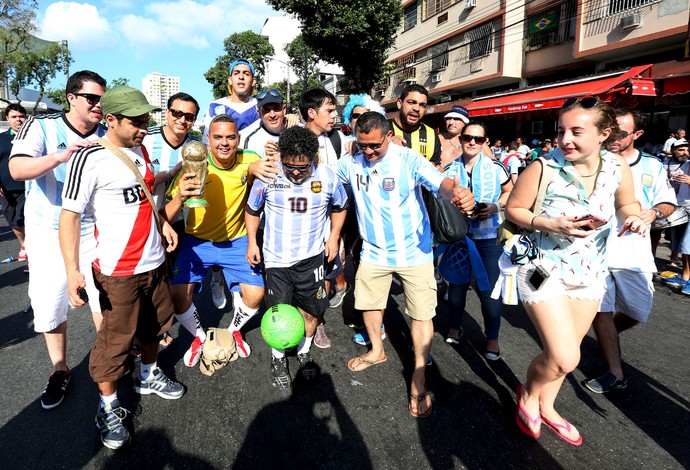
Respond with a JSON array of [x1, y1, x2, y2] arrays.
[[409, 391, 432, 418]]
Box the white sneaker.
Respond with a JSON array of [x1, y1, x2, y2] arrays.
[[210, 276, 226, 309], [231, 329, 251, 358], [183, 336, 204, 367]]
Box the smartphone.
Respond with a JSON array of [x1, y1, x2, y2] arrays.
[[476, 202, 488, 211], [578, 214, 607, 229], [528, 265, 550, 290], [77, 286, 89, 303]]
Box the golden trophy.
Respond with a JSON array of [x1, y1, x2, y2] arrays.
[[181, 141, 209, 208]]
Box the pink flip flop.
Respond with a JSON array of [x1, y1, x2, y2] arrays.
[[515, 384, 541, 439], [541, 415, 583, 446]]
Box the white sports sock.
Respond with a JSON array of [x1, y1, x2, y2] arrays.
[[175, 304, 206, 342], [298, 336, 313, 355], [271, 348, 286, 359], [229, 291, 258, 332], [100, 392, 117, 408], [140, 361, 157, 381]]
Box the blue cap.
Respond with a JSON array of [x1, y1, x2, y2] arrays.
[[229, 58, 255, 76]]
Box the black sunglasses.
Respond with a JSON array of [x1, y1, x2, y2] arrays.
[[510, 234, 538, 265], [617, 129, 637, 139], [258, 89, 281, 101], [73, 93, 101, 105], [460, 134, 487, 145], [283, 161, 313, 173], [350, 112, 363, 120], [168, 108, 196, 121], [562, 97, 598, 110], [356, 136, 387, 151]]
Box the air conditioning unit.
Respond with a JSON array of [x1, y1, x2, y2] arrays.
[[402, 78, 417, 85], [431, 72, 443, 83], [465, 0, 477, 8], [621, 13, 642, 30]]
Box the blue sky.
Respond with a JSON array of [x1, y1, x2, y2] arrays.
[[35, 0, 282, 109]]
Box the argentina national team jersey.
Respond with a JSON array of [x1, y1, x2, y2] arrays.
[[247, 163, 347, 268], [9, 113, 106, 234], [336, 143, 446, 267]]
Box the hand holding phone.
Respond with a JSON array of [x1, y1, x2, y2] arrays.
[[578, 213, 607, 230]]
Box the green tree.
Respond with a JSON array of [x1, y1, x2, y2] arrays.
[[109, 76, 130, 88], [284, 34, 320, 87], [266, 0, 401, 92], [269, 76, 323, 114], [10, 41, 71, 113], [204, 31, 274, 99], [0, 0, 38, 104]]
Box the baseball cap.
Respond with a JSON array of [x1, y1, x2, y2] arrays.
[[444, 105, 469, 123], [230, 58, 255, 76], [257, 89, 284, 109], [544, 139, 551, 143], [100, 86, 160, 117], [672, 138, 689, 149]]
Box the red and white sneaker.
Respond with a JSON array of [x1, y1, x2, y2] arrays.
[[231, 329, 251, 358], [18, 246, 27, 261], [183, 336, 204, 367]]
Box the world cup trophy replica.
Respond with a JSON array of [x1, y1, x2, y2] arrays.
[[181, 141, 209, 208]]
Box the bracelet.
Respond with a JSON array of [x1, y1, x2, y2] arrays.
[[530, 215, 539, 231]]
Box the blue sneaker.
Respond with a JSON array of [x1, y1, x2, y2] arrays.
[[663, 275, 688, 288], [352, 326, 387, 346], [682, 282, 690, 296]]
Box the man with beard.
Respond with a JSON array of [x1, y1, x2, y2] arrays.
[[582, 108, 676, 394], [245, 126, 347, 387], [389, 84, 441, 164]]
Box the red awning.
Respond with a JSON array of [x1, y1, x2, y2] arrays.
[[630, 78, 658, 96], [662, 76, 690, 96], [466, 65, 652, 116]]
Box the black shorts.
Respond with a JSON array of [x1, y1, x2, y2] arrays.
[[0, 190, 25, 229], [265, 252, 329, 318]]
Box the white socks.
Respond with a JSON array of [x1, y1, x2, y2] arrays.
[[100, 392, 117, 408], [176, 304, 206, 342], [297, 336, 313, 355], [140, 361, 157, 381], [271, 348, 286, 359], [229, 291, 258, 332]]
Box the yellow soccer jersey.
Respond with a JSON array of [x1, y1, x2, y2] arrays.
[[167, 149, 260, 242]]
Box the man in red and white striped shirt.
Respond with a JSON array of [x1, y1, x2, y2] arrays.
[[59, 86, 184, 450]]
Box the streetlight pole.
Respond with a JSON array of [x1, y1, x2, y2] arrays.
[[266, 56, 291, 110]]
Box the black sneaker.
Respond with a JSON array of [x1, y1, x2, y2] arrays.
[[582, 372, 628, 394], [271, 356, 291, 388], [134, 368, 185, 399], [296, 352, 318, 381], [95, 399, 130, 450], [41, 369, 71, 410]]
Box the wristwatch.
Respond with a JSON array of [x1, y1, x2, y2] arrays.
[[654, 208, 664, 220]]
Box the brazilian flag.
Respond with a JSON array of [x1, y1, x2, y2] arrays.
[[528, 12, 559, 34]]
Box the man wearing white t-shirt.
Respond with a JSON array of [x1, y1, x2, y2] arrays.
[[662, 128, 685, 157], [59, 86, 184, 450], [582, 108, 676, 394]]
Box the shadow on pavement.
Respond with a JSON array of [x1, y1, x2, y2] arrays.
[[232, 372, 372, 469], [0, 307, 37, 349]]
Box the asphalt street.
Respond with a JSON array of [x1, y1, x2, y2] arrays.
[[0, 218, 688, 469]]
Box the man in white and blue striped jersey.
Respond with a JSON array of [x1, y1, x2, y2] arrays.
[[337, 112, 474, 418]]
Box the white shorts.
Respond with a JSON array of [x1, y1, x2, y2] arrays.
[[25, 226, 100, 333], [517, 264, 605, 305], [599, 269, 654, 323], [679, 223, 690, 254]]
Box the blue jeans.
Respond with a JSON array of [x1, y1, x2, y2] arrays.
[[447, 237, 503, 341]]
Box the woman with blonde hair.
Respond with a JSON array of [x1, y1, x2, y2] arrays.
[[505, 98, 647, 446]]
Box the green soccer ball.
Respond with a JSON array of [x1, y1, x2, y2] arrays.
[[260, 304, 305, 350]]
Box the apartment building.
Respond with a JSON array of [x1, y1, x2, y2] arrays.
[[142, 72, 181, 125], [382, 0, 689, 145]]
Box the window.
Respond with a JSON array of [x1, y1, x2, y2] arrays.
[[467, 22, 494, 60], [608, 0, 656, 15], [395, 54, 416, 83], [430, 41, 449, 71], [438, 12, 448, 24], [524, 0, 576, 51], [404, 2, 418, 31], [422, 0, 459, 21]]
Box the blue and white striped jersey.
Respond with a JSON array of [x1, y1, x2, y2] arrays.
[[337, 143, 446, 267], [247, 163, 347, 268], [142, 126, 199, 208], [10, 113, 106, 234], [202, 97, 259, 143]]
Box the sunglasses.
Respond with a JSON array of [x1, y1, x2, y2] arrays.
[[73, 93, 101, 106], [356, 136, 387, 151], [460, 134, 487, 145], [562, 97, 598, 110], [258, 89, 281, 100], [168, 109, 196, 121], [283, 161, 313, 173], [617, 129, 637, 139], [350, 113, 363, 120]]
